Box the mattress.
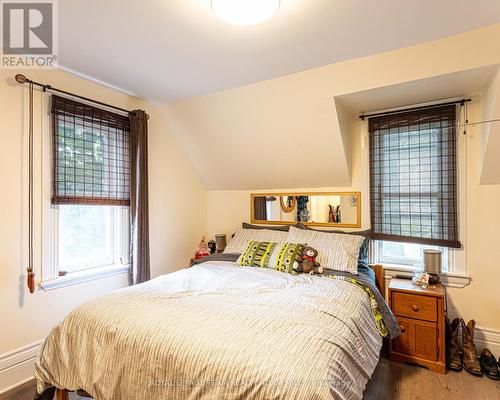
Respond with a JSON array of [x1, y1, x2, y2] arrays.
[[34, 263, 383, 400]]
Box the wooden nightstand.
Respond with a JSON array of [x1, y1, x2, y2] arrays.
[[388, 278, 446, 374]]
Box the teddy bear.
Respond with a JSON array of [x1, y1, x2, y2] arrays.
[[293, 246, 323, 275]]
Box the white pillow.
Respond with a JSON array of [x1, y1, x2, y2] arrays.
[[285, 226, 364, 274], [223, 228, 288, 254]]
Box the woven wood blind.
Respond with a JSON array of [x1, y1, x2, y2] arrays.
[[369, 105, 461, 248], [51, 95, 131, 206]]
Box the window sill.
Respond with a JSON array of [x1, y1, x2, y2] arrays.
[[39, 264, 129, 291], [381, 263, 471, 288]]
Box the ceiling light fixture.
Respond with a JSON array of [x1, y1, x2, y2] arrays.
[[211, 0, 280, 26]]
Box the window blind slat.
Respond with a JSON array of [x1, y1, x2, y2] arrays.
[[369, 105, 461, 248], [51, 95, 131, 206]]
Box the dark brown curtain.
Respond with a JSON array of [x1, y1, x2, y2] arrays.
[[129, 110, 150, 284], [369, 105, 460, 248], [254, 197, 267, 220]]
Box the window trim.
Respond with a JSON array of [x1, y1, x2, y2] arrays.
[[34, 94, 130, 289], [372, 237, 470, 288], [39, 205, 129, 288], [381, 266, 470, 289], [39, 263, 129, 291]]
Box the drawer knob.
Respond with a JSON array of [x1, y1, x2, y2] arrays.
[[411, 304, 419, 312], [400, 325, 406, 333]]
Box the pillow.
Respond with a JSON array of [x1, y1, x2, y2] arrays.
[[238, 241, 304, 274], [295, 223, 372, 264], [242, 222, 290, 232], [238, 241, 278, 268], [224, 228, 288, 254], [274, 242, 305, 274], [285, 226, 365, 274]]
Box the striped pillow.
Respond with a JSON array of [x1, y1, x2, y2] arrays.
[[285, 226, 365, 274], [224, 228, 288, 254], [238, 241, 277, 268]]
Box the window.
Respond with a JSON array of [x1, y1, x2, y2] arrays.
[[375, 240, 448, 272], [51, 95, 130, 206], [57, 206, 129, 274], [50, 95, 131, 277], [369, 104, 460, 248]]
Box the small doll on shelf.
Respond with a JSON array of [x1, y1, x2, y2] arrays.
[[194, 237, 210, 260]]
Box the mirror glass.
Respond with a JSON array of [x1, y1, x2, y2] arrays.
[[251, 192, 360, 228]]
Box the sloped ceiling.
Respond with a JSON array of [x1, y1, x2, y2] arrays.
[[480, 67, 500, 184], [58, 0, 500, 101], [335, 66, 500, 115], [165, 22, 500, 191], [165, 84, 352, 190]]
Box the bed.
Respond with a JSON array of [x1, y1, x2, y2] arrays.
[[34, 259, 396, 400]]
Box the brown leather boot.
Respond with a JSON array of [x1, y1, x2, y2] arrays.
[[461, 319, 483, 376], [446, 317, 462, 371]]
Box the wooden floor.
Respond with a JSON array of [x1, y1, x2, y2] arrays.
[[364, 358, 500, 400], [2, 358, 499, 400]]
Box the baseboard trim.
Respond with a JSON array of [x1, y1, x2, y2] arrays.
[[474, 326, 500, 355], [445, 304, 500, 354], [0, 341, 41, 395]]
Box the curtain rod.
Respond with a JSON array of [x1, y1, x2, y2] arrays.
[[358, 98, 471, 120], [14, 74, 148, 118]]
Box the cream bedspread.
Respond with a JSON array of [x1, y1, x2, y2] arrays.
[[35, 263, 382, 400]]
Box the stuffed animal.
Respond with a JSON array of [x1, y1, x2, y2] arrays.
[[208, 240, 217, 254], [293, 246, 323, 275]]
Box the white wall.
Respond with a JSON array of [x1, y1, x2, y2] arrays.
[[480, 67, 500, 184], [0, 69, 206, 392], [206, 118, 368, 237]]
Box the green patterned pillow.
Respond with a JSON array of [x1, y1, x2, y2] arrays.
[[239, 241, 277, 268], [238, 241, 305, 274], [274, 242, 305, 274]]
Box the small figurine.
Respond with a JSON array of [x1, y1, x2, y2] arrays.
[[412, 271, 430, 288], [328, 204, 336, 223], [208, 240, 216, 254], [194, 237, 210, 260], [293, 246, 323, 275]]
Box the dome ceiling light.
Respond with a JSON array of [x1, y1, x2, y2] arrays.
[[211, 0, 280, 26]]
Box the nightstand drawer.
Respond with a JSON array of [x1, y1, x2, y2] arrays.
[[392, 292, 437, 322]]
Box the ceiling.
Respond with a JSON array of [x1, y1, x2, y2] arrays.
[[58, 0, 500, 102], [166, 62, 500, 190], [336, 65, 500, 115]]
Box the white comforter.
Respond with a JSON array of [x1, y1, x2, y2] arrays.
[[35, 263, 382, 400]]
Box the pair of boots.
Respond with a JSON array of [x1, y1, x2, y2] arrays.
[[446, 318, 482, 376]]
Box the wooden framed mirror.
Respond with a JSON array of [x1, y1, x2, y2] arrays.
[[251, 192, 361, 228]]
